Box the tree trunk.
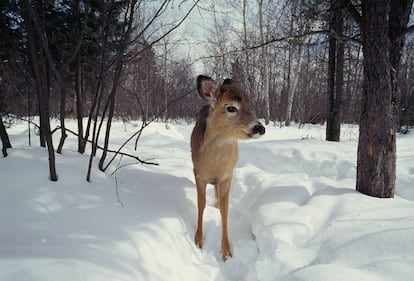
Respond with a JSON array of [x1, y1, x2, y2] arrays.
[[75, 55, 85, 154], [162, 38, 168, 122], [74, 0, 85, 154], [357, 0, 395, 197], [57, 70, 67, 154], [0, 116, 12, 157], [242, 0, 250, 91], [389, 0, 414, 117], [99, 0, 137, 172], [22, 0, 57, 181], [326, 1, 344, 141], [285, 37, 307, 126], [36, 88, 46, 147], [258, 0, 270, 125]]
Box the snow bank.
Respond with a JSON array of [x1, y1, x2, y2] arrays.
[[1, 120, 413, 281]]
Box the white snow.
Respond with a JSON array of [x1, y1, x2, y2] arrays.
[[1, 120, 413, 281]]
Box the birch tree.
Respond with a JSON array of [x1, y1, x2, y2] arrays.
[[285, 36, 307, 126], [258, 0, 270, 124]]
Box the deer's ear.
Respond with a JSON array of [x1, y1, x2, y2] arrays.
[[223, 78, 235, 85], [197, 75, 218, 104]]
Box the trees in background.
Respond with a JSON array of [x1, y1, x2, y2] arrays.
[[202, 0, 412, 128], [199, 0, 412, 199], [0, 0, 199, 180], [2, 0, 413, 129], [1, 0, 413, 195]]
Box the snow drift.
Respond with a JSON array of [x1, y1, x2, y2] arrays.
[[1, 120, 413, 281]]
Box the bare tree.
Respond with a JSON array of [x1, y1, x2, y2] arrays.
[[21, 0, 58, 181], [258, 0, 270, 124], [285, 36, 307, 126], [346, 0, 413, 197], [0, 115, 11, 157], [99, 0, 138, 172], [326, 0, 345, 141]]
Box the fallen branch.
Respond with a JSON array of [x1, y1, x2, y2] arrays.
[[53, 126, 158, 166], [5, 114, 40, 129], [101, 87, 195, 171]]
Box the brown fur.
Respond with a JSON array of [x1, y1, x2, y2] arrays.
[[191, 76, 265, 260]]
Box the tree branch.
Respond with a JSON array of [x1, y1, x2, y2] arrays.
[[125, 0, 201, 63], [395, 24, 414, 42], [53, 126, 159, 166], [102, 87, 195, 170], [342, 0, 362, 29], [130, 0, 169, 43], [6, 114, 40, 129]]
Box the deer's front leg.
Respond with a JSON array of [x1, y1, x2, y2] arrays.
[[218, 178, 232, 260], [214, 184, 220, 208], [195, 177, 207, 249]]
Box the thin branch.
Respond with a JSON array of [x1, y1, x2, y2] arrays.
[[4, 115, 157, 166], [63, 1, 90, 68], [248, 30, 361, 50], [52, 126, 158, 166], [342, 0, 362, 29], [102, 87, 195, 170], [131, 0, 169, 42], [395, 24, 414, 42], [125, 0, 201, 63], [111, 161, 143, 175], [6, 114, 40, 129], [191, 29, 361, 65], [113, 155, 125, 208]]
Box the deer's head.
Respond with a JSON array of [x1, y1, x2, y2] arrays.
[[197, 75, 265, 140]]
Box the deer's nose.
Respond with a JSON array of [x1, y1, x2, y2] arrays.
[[253, 124, 265, 135]]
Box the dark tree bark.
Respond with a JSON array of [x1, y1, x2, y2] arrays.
[[56, 70, 67, 154], [389, 0, 414, 117], [344, 0, 413, 199], [54, 1, 88, 154], [326, 0, 344, 142], [357, 0, 395, 197], [99, 0, 137, 172], [74, 0, 85, 154], [0, 116, 12, 157], [22, 0, 58, 181], [347, 0, 413, 198], [75, 55, 85, 154]]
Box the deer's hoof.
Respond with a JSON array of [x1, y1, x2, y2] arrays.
[[195, 232, 203, 249], [222, 249, 232, 261]]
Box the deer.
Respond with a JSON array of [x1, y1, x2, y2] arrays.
[[191, 75, 265, 261]]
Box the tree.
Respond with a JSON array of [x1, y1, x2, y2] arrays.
[[0, 115, 12, 157], [285, 37, 307, 126], [21, 0, 58, 181], [346, 0, 413, 197], [283, 1, 311, 126], [98, 0, 138, 172], [326, 0, 345, 141], [257, 0, 270, 125]]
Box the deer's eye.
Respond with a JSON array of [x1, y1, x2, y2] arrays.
[[226, 105, 238, 113]]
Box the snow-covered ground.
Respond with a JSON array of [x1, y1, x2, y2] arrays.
[[1, 119, 413, 281]]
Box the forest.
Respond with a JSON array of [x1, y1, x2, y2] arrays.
[[0, 1, 413, 193], [1, 1, 414, 280]]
